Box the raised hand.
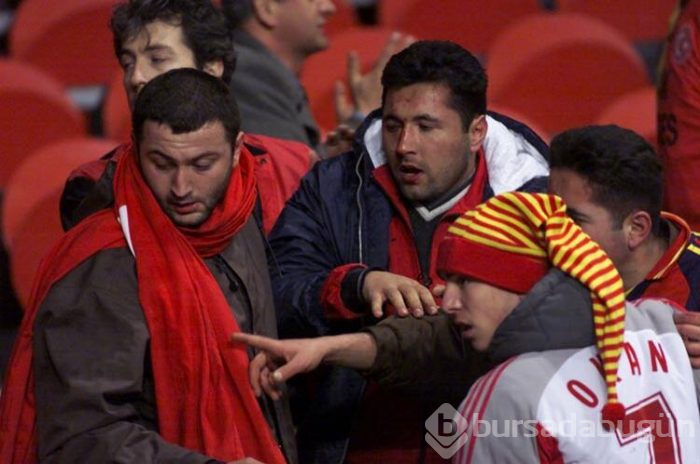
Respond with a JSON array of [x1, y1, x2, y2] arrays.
[[334, 31, 415, 125]]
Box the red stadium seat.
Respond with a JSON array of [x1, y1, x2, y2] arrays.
[[0, 59, 86, 188], [378, 0, 419, 28], [595, 86, 658, 149], [488, 104, 551, 145], [382, 0, 543, 55], [2, 137, 119, 250], [10, 195, 63, 308], [558, 0, 677, 42], [301, 26, 397, 131], [326, 0, 360, 37], [9, 0, 120, 87], [487, 13, 650, 135]]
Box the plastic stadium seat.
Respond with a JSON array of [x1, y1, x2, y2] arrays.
[[381, 0, 544, 55], [102, 70, 132, 142], [595, 86, 657, 149], [557, 0, 677, 42], [9, 0, 120, 87], [487, 13, 650, 135], [5, 137, 119, 307], [10, 195, 62, 308], [378, 0, 419, 27], [326, 0, 360, 37], [488, 104, 551, 145], [301, 26, 396, 131], [0, 59, 86, 188], [2, 137, 119, 251]]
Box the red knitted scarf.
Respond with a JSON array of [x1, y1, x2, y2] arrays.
[[0, 141, 285, 463]]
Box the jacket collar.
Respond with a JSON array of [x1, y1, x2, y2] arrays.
[[370, 149, 489, 225], [488, 269, 595, 364], [355, 110, 550, 194], [643, 212, 692, 281]]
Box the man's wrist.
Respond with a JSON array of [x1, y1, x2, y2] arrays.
[[322, 333, 377, 370]]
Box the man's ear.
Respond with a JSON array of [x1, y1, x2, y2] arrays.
[[251, 0, 280, 28], [232, 131, 245, 168], [468, 114, 487, 154], [203, 60, 224, 79], [625, 210, 653, 250]]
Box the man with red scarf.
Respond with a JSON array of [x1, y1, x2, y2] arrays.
[[0, 69, 289, 464]]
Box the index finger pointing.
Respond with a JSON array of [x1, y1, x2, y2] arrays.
[[230, 332, 280, 353]]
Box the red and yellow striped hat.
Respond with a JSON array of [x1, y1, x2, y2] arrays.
[[437, 192, 626, 425]]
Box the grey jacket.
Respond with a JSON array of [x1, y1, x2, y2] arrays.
[[231, 30, 321, 153], [32, 217, 297, 463], [365, 269, 596, 391]]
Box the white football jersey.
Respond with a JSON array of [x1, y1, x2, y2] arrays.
[[453, 299, 700, 463]]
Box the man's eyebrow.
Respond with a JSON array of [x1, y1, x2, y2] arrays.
[[146, 150, 176, 163], [143, 43, 174, 53], [412, 114, 440, 123], [382, 113, 439, 122]]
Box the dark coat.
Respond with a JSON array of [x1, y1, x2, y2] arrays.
[[32, 217, 297, 463], [267, 110, 549, 463]]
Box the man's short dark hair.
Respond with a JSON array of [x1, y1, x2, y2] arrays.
[[111, 0, 236, 82], [132, 68, 241, 144], [381, 40, 487, 129], [221, 0, 253, 29], [550, 125, 663, 233]]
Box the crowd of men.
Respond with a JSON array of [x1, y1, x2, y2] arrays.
[[1, 0, 699, 463]]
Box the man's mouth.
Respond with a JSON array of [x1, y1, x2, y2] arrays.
[[171, 202, 198, 215], [455, 322, 474, 339], [398, 165, 423, 184]]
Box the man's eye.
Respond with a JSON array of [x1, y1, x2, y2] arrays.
[[193, 162, 213, 171], [418, 124, 435, 132], [152, 160, 173, 171], [568, 214, 584, 224], [384, 123, 400, 133], [119, 57, 134, 70], [151, 56, 168, 66]]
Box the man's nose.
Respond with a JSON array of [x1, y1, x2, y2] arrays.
[[127, 61, 148, 98], [171, 168, 193, 198], [320, 0, 336, 17], [441, 282, 463, 315], [395, 126, 416, 155]]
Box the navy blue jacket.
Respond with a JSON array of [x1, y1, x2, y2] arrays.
[[267, 110, 549, 463]]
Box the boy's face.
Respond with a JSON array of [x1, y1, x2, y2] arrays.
[[442, 276, 521, 352]]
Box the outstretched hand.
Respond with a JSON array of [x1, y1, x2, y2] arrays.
[[334, 31, 415, 124], [362, 270, 438, 318], [231, 333, 328, 400]]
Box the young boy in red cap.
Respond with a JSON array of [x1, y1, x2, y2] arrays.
[[234, 191, 700, 462], [439, 191, 700, 462]]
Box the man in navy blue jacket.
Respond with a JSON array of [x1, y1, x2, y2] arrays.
[[268, 40, 549, 463]]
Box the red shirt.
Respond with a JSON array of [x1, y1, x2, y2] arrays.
[[658, 0, 700, 229]]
